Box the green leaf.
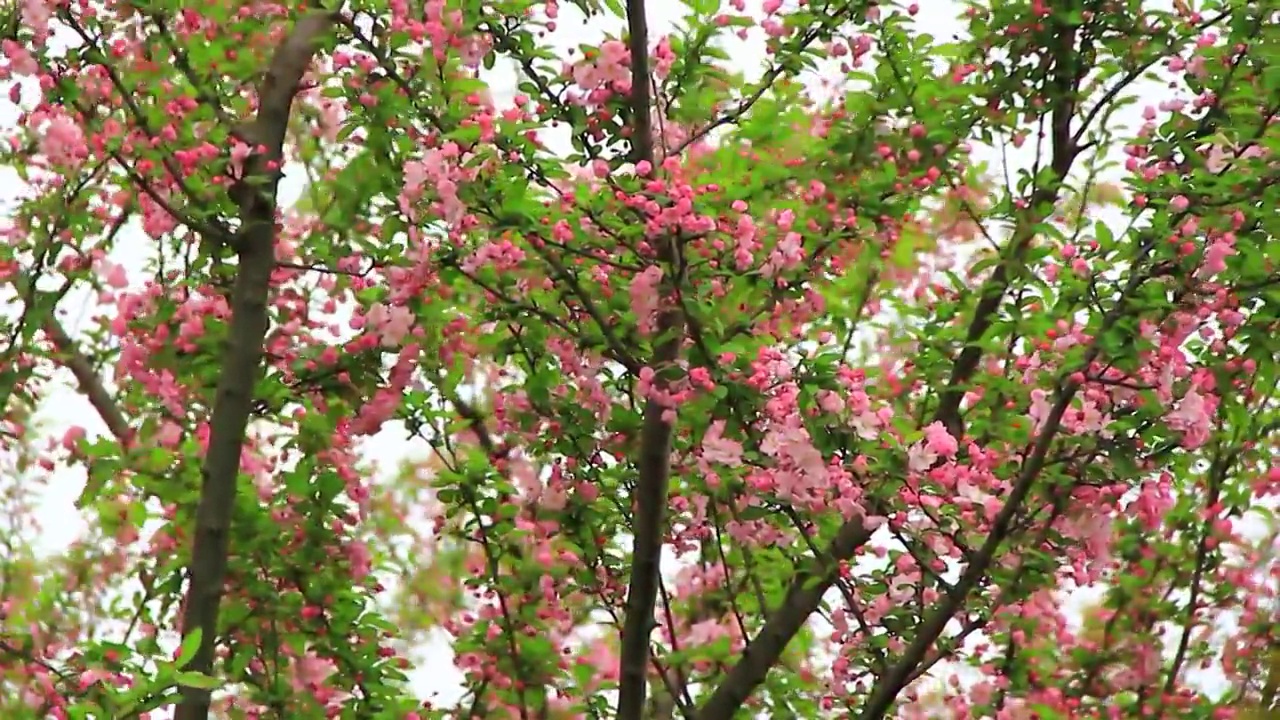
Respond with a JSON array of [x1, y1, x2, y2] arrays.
[[175, 671, 222, 690], [175, 629, 203, 670]]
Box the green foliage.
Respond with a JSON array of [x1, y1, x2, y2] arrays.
[[1, 0, 1279, 719]]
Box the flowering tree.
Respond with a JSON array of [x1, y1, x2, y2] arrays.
[[2, 0, 1279, 717]]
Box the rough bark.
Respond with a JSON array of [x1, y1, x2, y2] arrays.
[[616, 0, 685, 715], [172, 12, 335, 720]]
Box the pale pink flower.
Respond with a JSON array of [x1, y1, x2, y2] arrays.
[[572, 40, 631, 92], [630, 265, 663, 335], [701, 420, 744, 467], [907, 443, 936, 473], [346, 540, 372, 581], [1167, 388, 1213, 448], [908, 421, 958, 472], [575, 639, 619, 690], [2, 40, 38, 76], [290, 651, 337, 691], [21, 0, 54, 43], [365, 302, 413, 347], [923, 421, 958, 457], [683, 617, 732, 646], [761, 421, 826, 480], [1027, 388, 1054, 434], [36, 112, 88, 168], [1200, 238, 1236, 277]]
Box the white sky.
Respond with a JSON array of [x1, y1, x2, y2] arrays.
[[3, 0, 1267, 712]]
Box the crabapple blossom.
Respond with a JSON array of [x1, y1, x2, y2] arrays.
[[2, 1, 1279, 720]]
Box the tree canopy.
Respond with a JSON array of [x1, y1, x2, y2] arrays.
[[1, 0, 1279, 718]]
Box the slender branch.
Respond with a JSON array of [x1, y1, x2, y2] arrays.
[[695, 516, 877, 720], [905, 496, 1073, 688], [616, 0, 684, 715], [1163, 448, 1231, 693], [877, 285, 1175, 715], [446, 260, 640, 373], [43, 314, 132, 444], [667, 9, 852, 159], [0, 171, 134, 450], [695, 19, 1094, 716], [861, 220, 1178, 717], [932, 74, 1080, 439], [0, 262, 133, 447], [857, 383, 1080, 719], [1164, 418, 1280, 699], [173, 11, 336, 720], [58, 13, 233, 243]]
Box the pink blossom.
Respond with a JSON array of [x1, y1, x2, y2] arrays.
[[20, 0, 54, 43], [701, 420, 744, 467], [909, 422, 958, 471], [364, 302, 413, 347], [1167, 388, 1213, 448], [762, 231, 805, 277], [399, 144, 470, 224], [346, 540, 372, 581], [683, 617, 732, 646], [34, 112, 88, 168], [630, 265, 663, 335], [923, 421, 958, 457], [575, 639, 619, 690], [1200, 238, 1236, 277], [907, 443, 935, 473], [61, 425, 86, 451], [2, 40, 38, 76], [1027, 388, 1054, 434], [289, 651, 337, 692], [572, 39, 630, 92], [761, 420, 826, 480], [96, 260, 129, 290]]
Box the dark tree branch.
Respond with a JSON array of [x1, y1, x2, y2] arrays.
[[173, 11, 336, 720], [695, 20, 1090, 718], [44, 311, 132, 446], [932, 75, 1080, 440], [857, 223, 1175, 719], [1163, 446, 1233, 694], [617, 0, 685, 716], [857, 25, 1270, 715], [694, 517, 877, 720], [1164, 417, 1280, 698], [856, 380, 1078, 719], [1, 267, 134, 449]]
